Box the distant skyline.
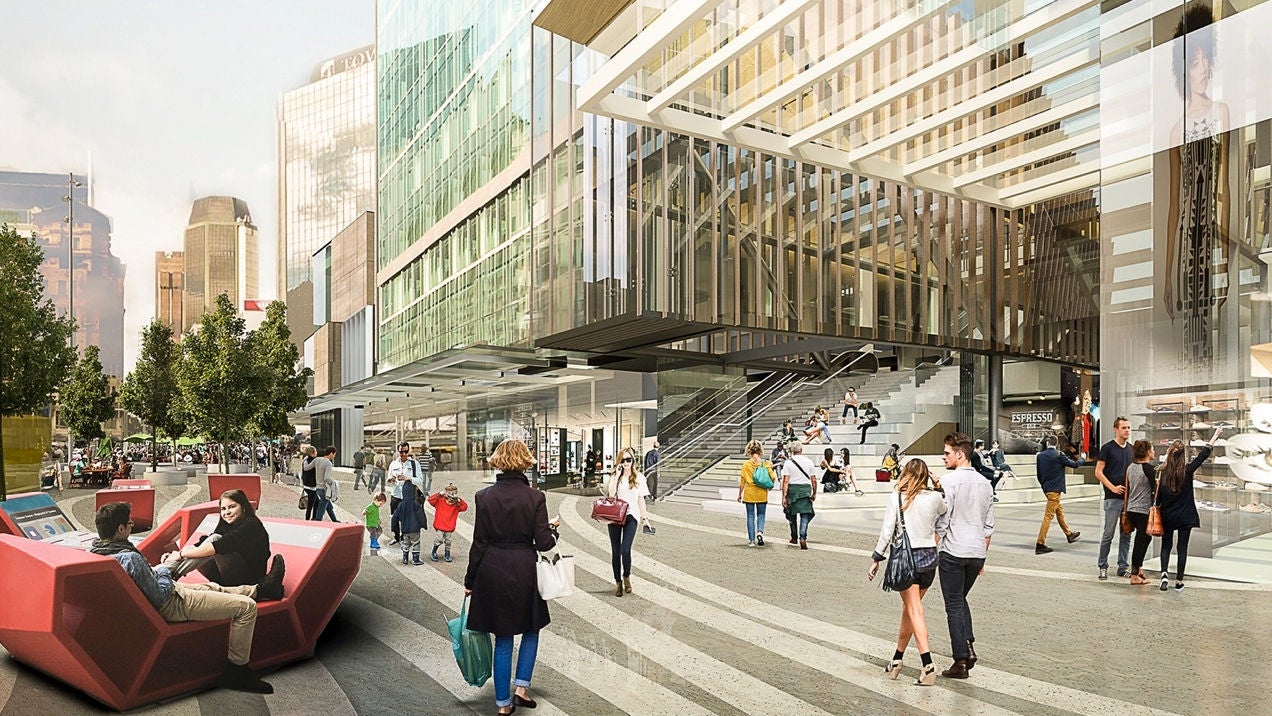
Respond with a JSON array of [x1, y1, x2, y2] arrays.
[[0, 0, 373, 372]]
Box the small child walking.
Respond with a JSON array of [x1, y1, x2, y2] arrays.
[[426, 483, 469, 562], [364, 493, 386, 552], [391, 481, 427, 565]]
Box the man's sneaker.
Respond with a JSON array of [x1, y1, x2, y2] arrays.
[[256, 555, 286, 602], [1174, 581, 1185, 592], [1098, 568, 1108, 580], [1035, 543, 1053, 554], [747, 541, 756, 547], [1160, 572, 1169, 591], [1066, 531, 1081, 543], [1117, 568, 1129, 578], [756, 532, 764, 546]]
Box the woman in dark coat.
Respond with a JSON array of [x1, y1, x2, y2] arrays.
[[1156, 429, 1219, 592], [464, 439, 558, 715], [175, 489, 284, 600]]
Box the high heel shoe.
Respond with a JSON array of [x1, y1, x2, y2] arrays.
[[915, 664, 936, 686], [885, 660, 903, 680]]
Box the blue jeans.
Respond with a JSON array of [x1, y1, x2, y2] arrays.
[[311, 488, 337, 521], [1098, 498, 1131, 572], [304, 488, 320, 520], [607, 516, 638, 581], [494, 632, 539, 708], [422, 469, 433, 494], [745, 502, 767, 542], [787, 512, 813, 540], [938, 552, 985, 660]]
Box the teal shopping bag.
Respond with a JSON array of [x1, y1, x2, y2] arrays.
[[447, 595, 492, 687]]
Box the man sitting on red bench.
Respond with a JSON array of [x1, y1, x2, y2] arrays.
[[89, 502, 282, 694]]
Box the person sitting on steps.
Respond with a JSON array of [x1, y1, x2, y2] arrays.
[[857, 403, 881, 444]]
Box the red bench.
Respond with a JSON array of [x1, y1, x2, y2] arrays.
[[111, 479, 152, 489], [207, 473, 262, 508], [0, 504, 362, 711], [95, 488, 156, 532]]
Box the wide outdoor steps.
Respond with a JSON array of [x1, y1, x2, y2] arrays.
[[665, 454, 1102, 512]]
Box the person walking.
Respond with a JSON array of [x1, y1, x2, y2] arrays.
[[369, 449, 388, 494], [392, 481, 427, 565], [1034, 436, 1082, 554], [387, 442, 424, 545], [417, 446, 436, 494], [737, 440, 775, 547], [1095, 417, 1134, 580], [312, 446, 340, 522], [351, 443, 371, 492], [868, 459, 947, 685], [643, 441, 661, 503], [935, 432, 994, 680], [1124, 440, 1159, 585], [299, 445, 319, 520], [841, 387, 860, 425], [858, 403, 881, 444], [780, 442, 818, 549], [603, 447, 650, 596], [464, 439, 559, 715], [1156, 428, 1220, 591]]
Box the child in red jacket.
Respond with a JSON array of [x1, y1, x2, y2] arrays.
[[426, 483, 468, 562]]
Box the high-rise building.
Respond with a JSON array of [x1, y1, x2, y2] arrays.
[[182, 196, 258, 333], [277, 45, 377, 346], [0, 170, 127, 377], [154, 250, 184, 336]]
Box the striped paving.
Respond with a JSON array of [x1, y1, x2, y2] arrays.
[[0, 473, 1263, 714]]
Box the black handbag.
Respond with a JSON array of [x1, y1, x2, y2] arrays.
[[882, 493, 917, 592]]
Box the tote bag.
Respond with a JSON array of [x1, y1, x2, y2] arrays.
[[446, 596, 492, 687], [536, 552, 576, 600], [881, 493, 917, 592]]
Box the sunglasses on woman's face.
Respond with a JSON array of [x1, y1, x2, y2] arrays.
[[622, 457, 634, 463]]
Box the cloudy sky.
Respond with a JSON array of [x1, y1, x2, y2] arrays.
[[0, 1, 372, 371]]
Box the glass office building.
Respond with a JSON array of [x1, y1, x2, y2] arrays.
[[278, 46, 377, 344]]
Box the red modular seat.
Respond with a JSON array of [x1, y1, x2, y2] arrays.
[[0, 505, 362, 711], [111, 479, 152, 489], [95, 488, 156, 532], [207, 473, 261, 509]]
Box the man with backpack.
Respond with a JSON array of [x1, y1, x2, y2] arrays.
[[351, 444, 372, 492]]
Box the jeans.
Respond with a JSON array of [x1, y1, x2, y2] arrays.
[[311, 488, 337, 521], [744, 502, 767, 542], [389, 496, 402, 540], [841, 404, 858, 419], [352, 468, 366, 491], [421, 469, 433, 495], [937, 552, 985, 660], [1160, 527, 1193, 581], [787, 512, 813, 540], [1098, 498, 1130, 572], [1037, 491, 1072, 545], [367, 467, 385, 494], [303, 488, 320, 520], [607, 516, 638, 581], [493, 632, 539, 708]]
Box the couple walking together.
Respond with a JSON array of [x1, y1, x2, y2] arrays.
[[868, 432, 993, 684]]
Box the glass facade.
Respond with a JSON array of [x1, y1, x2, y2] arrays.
[[376, 0, 534, 369], [278, 48, 377, 342], [531, 29, 1100, 367], [1100, 0, 1272, 572]]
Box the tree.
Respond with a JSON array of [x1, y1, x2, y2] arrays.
[[178, 293, 259, 473], [60, 345, 117, 448], [0, 225, 77, 499], [120, 320, 184, 472], [245, 301, 312, 472]]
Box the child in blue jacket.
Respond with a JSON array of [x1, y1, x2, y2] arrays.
[[391, 481, 428, 565]]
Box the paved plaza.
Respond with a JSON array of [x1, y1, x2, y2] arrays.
[[2, 473, 1267, 715]]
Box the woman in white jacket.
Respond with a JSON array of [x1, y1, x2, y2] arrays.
[[604, 447, 649, 597], [867, 459, 947, 685]]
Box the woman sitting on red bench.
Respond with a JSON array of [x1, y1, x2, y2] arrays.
[[180, 489, 284, 591]]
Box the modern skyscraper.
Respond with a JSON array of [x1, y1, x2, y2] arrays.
[[182, 196, 258, 333], [154, 250, 184, 337], [0, 170, 127, 377], [277, 45, 377, 345]]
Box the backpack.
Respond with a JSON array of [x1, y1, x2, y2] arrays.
[[752, 464, 775, 490]]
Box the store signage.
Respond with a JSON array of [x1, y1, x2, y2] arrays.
[[1011, 411, 1055, 426], [315, 46, 375, 81]]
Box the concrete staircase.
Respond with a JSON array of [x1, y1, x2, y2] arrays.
[[666, 452, 1103, 512]]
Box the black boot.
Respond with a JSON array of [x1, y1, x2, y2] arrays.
[[941, 659, 970, 679], [256, 555, 286, 602], [431, 545, 439, 562], [966, 641, 977, 670], [220, 663, 273, 694]]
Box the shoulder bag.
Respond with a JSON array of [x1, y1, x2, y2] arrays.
[[882, 493, 917, 592], [1120, 467, 1134, 535], [591, 475, 630, 524], [536, 552, 576, 600], [752, 462, 775, 490], [1146, 469, 1164, 537]]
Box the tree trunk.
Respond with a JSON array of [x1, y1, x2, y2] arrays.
[[150, 429, 158, 473], [0, 413, 8, 501]]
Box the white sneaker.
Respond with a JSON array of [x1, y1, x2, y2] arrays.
[[1191, 420, 1212, 430], [747, 540, 756, 547]]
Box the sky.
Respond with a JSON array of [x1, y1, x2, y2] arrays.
[[0, 0, 373, 372]]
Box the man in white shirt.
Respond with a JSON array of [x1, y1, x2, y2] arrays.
[[934, 432, 994, 680], [387, 441, 424, 545], [779, 442, 819, 548]]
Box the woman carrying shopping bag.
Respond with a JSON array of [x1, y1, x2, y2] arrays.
[[464, 439, 560, 715], [737, 440, 775, 546], [867, 459, 946, 685], [603, 447, 650, 596]]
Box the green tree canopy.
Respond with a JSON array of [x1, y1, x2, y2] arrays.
[[59, 345, 117, 445], [0, 224, 77, 498], [178, 293, 259, 471], [246, 301, 312, 460], [120, 319, 185, 472]]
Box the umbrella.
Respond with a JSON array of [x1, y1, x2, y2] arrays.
[[174, 437, 202, 447], [125, 433, 153, 443]]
